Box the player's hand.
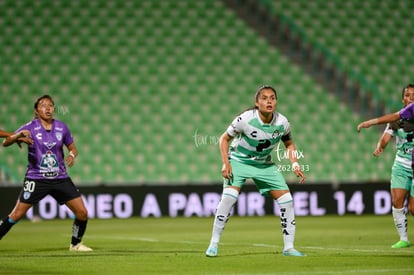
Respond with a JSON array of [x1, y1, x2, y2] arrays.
[[357, 120, 374, 132], [221, 162, 233, 181], [16, 137, 33, 148], [15, 130, 33, 147], [373, 146, 383, 157], [65, 155, 75, 167], [293, 165, 306, 183]]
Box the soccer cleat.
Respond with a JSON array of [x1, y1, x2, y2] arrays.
[[69, 243, 93, 252], [205, 245, 218, 257], [282, 248, 305, 256], [391, 240, 410, 249]]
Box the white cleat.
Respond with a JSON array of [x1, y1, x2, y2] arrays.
[[69, 243, 93, 252], [205, 245, 218, 257]]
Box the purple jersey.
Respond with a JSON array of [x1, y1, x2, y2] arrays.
[[400, 102, 414, 120], [16, 118, 74, 179]]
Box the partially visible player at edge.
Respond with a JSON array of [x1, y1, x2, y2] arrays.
[[0, 129, 32, 147], [357, 84, 414, 248], [0, 95, 93, 251], [206, 85, 306, 257]]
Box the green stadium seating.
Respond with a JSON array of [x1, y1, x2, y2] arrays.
[[268, 0, 414, 110], [0, 0, 398, 185]]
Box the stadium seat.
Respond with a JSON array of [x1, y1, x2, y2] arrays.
[[0, 0, 399, 185]]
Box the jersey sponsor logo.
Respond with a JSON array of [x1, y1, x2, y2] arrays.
[[40, 150, 59, 178]]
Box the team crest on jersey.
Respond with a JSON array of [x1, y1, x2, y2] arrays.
[[40, 150, 59, 178], [55, 132, 62, 141], [272, 130, 281, 139]]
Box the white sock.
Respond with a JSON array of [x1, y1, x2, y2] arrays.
[[392, 206, 408, 242], [209, 188, 239, 247], [277, 193, 296, 251]]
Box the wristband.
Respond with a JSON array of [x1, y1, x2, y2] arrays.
[[69, 151, 76, 159], [292, 162, 300, 170]]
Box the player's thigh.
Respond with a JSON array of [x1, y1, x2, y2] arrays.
[[50, 177, 81, 205], [390, 164, 412, 190], [252, 165, 288, 197], [223, 159, 253, 189]]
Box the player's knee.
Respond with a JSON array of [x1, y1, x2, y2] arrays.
[[222, 188, 239, 205], [74, 208, 88, 220]]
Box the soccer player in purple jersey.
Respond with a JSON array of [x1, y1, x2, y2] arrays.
[[358, 84, 414, 247], [0, 95, 93, 251]]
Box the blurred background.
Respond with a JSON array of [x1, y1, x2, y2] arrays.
[[1, 0, 412, 186]]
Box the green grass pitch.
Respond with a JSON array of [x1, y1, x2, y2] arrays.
[[0, 215, 413, 274]]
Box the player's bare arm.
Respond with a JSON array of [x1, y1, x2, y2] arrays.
[[65, 143, 78, 167], [283, 139, 306, 183], [357, 112, 400, 132], [219, 132, 233, 179], [373, 132, 392, 157], [0, 130, 14, 138], [2, 130, 33, 147]]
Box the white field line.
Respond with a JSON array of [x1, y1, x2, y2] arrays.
[[84, 236, 414, 274], [87, 235, 414, 254]]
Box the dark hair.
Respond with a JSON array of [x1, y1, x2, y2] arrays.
[[247, 85, 278, 111], [34, 95, 54, 109], [402, 84, 414, 99], [255, 85, 277, 102]]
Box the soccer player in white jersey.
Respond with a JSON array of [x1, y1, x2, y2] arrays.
[[206, 85, 306, 257], [358, 84, 414, 248]]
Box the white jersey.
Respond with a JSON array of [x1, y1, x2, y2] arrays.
[[226, 108, 291, 166], [384, 120, 414, 169]]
